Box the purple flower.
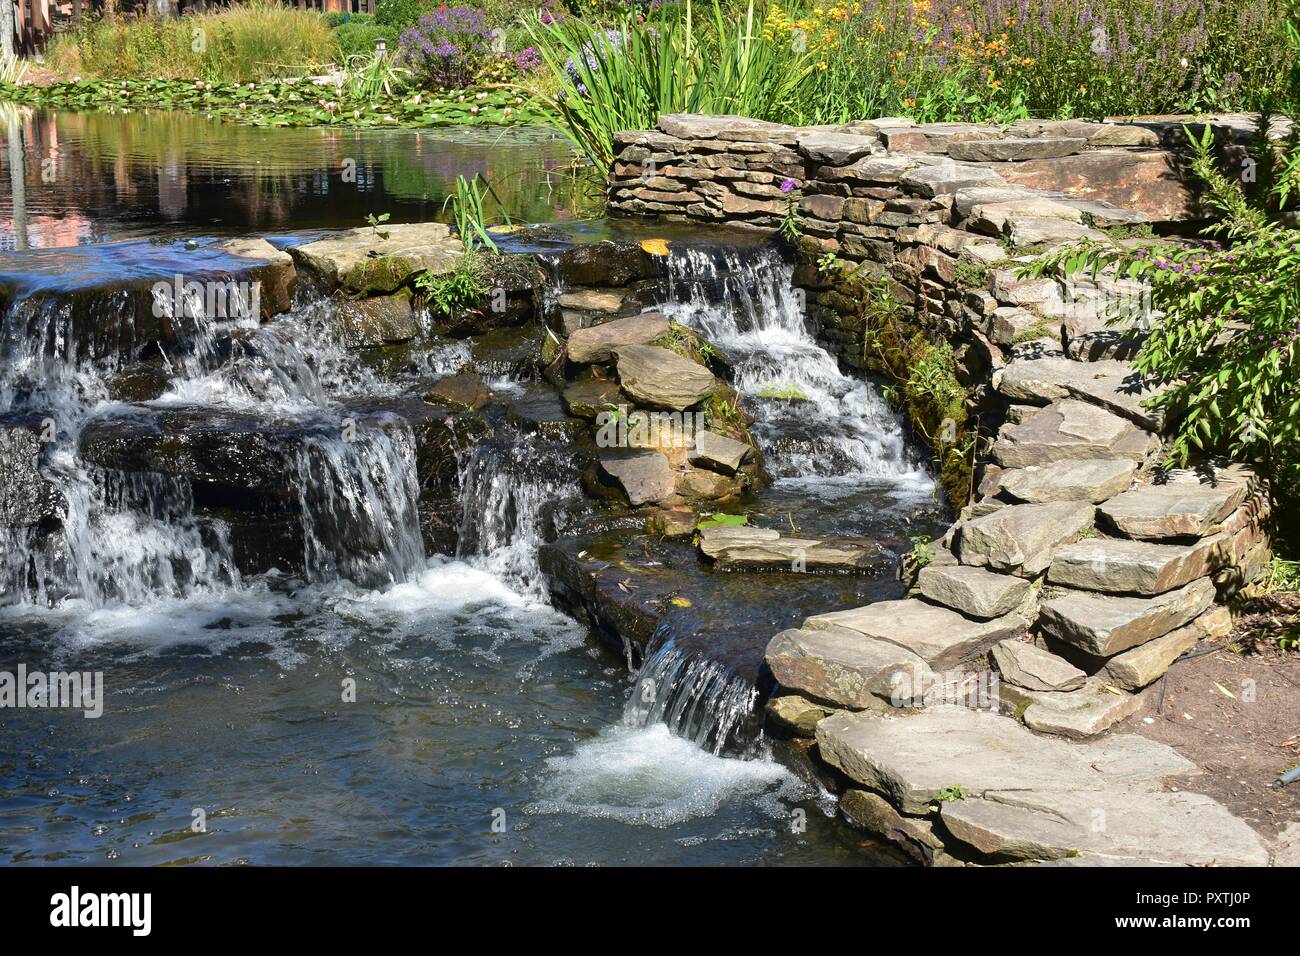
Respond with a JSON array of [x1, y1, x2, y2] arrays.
[[779, 178, 797, 194]]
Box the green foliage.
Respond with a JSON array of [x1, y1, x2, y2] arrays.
[[375, 0, 435, 31], [415, 252, 489, 315], [444, 174, 503, 253], [1023, 121, 1300, 543], [908, 534, 933, 568], [935, 785, 965, 802], [757, 383, 810, 401], [697, 512, 749, 529], [334, 21, 401, 61]]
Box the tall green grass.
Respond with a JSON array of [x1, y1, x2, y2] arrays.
[[47, 1, 339, 82], [523, 0, 809, 171]]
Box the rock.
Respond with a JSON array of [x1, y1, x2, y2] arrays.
[[1076, 733, 1198, 782], [987, 306, 1054, 346], [699, 525, 883, 571], [1103, 605, 1231, 690], [994, 459, 1135, 504], [643, 506, 698, 538], [425, 370, 490, 411], [899, 162, 1005, 197], [953, 185, 1039, 218], [336, 293, 418, 348], [996, 356, 1166, 431], [992, 399, 1158, 467], [1046, 533, 1229, 595], [1098, 483, 1246, 540], [658, 113, 797, 144], [991, 638, 1087, 692], [815, 707, 1104, 815], [949, 137, 1086, 163], [990, 149, 1199, 222], [557, 289, 626, 313], [796, 129, 880, 165], [1007, 217, 1106, 248], [1012, 676, 1143, 737], [765, 693, 837, 737], [840, 789, 947, 866], [688, 429, 752, 475], [941, 788, 1268, 865], [765, 625, 932, 709], [1273, 822, 1300, 867], [561, 379, 625, 419], [566, 312, 672, 364], [598, 449, 678, 505], [289, 223, 462, 294], [677, 467, 742, 501], [918, 564, 1032, 619], [218, 237, 296, 317], [0, 414, 64, 528], [805, 599, 1026, 670], [614, 344, 718, 411], [1037, 577, 1216, 656], [958, 501, 1095, 576]]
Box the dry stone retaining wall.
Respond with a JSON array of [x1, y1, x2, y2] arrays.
[[608, 112, 1284, 866]]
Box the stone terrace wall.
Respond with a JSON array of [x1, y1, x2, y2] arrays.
[[606, 113, 1286, 866]]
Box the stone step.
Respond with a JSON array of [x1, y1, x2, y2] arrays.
[[995, 356, 1167, 431], [957, 501, 1095, 576], [764, 625, 931, 709], [688, 430, 753, 474], [804, 598, 1027, 670], [917, 564, 1033, 619], [1046, 534, 1229, 595], [992, 458, 1136, 504], [565, 311, 671, 364], [1098, 482, 1246, 540], [1037, 577, 1216, 656], [990, 638, 1087, 692], [1001, 675, 1143, 737], [1103, 605, 1232, 690], [992, 399, 1159, 468]]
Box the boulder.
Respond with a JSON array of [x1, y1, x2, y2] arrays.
[[336, 293, 419, 348], [765, 625, 933, 709], [992, 400, 1158, 468], [1037, 577, 1216, 656], [994, 459, 1135, 504], [289, 223, 462, 294], [917, 564, 1032, 619], [688, 429, 752, 475], [958, 501, 1095, 576], [899, 162, 1005, 197], [1103, 605, 1231, 690], [796, 129, 881, 165], [614, 344, 718, 411], [991, 638, 1087, 692], [805, 598, 1027, 670], [566, 312, 672, 364], [598, 449, 678, 505], [1046, 533, 1229, 595], [815, 707, 1104, 815], [1098, 483, 1246, 540]]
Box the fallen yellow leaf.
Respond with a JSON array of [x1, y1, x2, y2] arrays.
[[671, 597, 692, 607], [640, 238, 671, 256], [1213, 682, 1237, 700]]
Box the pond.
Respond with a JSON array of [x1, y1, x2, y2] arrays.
[[0, 111, 941, 866]]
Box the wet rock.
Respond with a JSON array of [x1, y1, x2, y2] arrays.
[[546, 241, 659, 289], [566, 311, 672, 364], [218, 237, 296, 317], [0, 414, 64, 528], [614, 344, 719, 411], [1008, 676, 1143, 738], [699, 525, 884, 571], [805, 599, 1027, 670], [644, 506, 697, 538], [815, 708, 1104, 815], [336, 293, 419, 348], [840, 789, 948, 866], [598, 448, 677, 505], [766, 693, 838, 738], [105, 361, 170, 403], [289, 224, 462, 294], [957, 501, 1095, 576], [994, 459, 1135, 504], [688, 429, 752, 475], [1046, 533, 1229, 595], [765, 625, 932, 709], [949, 137, 1086, 163], [991, 638, 1087, 692], [992, 399, 1158, 467], [561, 379, 625, 419], [1103, 605, 1231, 690], [917, 564, 1032, 619], [677, 467, 743, 501], [940, 788, 1268, 865], [1098, 483, 1245, 540], [1037, 577, 1216, 656], [425, 370, 490, 411], [996, 356, 1166, 431]]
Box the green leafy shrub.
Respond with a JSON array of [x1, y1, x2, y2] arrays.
[[335, 21, 400, 60]]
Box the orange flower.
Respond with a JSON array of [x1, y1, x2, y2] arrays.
[[1079, 83, 1087, 93]]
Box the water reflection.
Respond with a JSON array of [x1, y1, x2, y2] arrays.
[[0, 107, 600, 250]]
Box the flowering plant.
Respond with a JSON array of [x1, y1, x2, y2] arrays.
[[398, 6, 492, 90]]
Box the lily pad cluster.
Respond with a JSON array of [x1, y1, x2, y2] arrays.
[[0, 77, 552, 129]]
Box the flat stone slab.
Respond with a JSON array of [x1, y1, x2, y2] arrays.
[[1011, 676, 1144, 738], [995, 459, 1136, 504], [765, 693, 837, 737], [290, 223, 461, 294], [688, 429, 752, 474], [815, 707, 1105, 815], [840, 789, 947, 866], [958, 501, 1095, 576], [996, 356, 1167, 431], [699, 525, 882, 572], [1037, 577, 1216, 656], [1098, 483, 1246, 540], [566, 312, 672, 364], [918, 564, 1032, 619], [795, 129, 881, 165], [805, 599, 1026, 670], [992, 400, 1158, 468], [1047, 533, 1229, 595], [1103, 605, 1231, 690], [991, 638, 1087, 692], [598, 449, 677, 505], [766, 625, 932, 710], [614, 344, 718, 411], [1075, 734, 1199, 783], [941, 788, 1269, 865], [899, 162, 1005, 197], [949, 137, 1086, 163]]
